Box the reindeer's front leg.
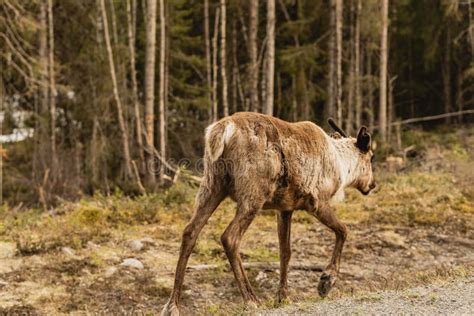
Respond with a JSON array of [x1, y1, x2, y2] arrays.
[[309, 201, 348, 297]]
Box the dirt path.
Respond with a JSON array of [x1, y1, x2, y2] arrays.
[[264, 277, 474, 315]]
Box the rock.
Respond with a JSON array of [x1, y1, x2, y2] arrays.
[[0, 242, 17, 258], [120, 258, 144, 269], [255, 271, 267, 282], [128, 240, 144, 252], [378, 231, 406, 248], [61, 246, 76, 257], [104, 266, 118, 277]]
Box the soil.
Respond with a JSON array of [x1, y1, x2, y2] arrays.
[[0, 216, 472, 315]]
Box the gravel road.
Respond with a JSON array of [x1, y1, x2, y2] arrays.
[[262, 277, 473, 315]]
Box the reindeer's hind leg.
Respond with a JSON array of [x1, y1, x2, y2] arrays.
[[162, 183, 226, 316], [276, 211, 293, 303], [221, 200, 263, 305]]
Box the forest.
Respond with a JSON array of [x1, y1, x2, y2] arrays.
[[1, 0, 473, 314], [1, 0, 473, 202]]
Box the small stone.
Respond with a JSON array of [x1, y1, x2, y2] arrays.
[[128, 240, 144, 252], [61, 247, 76, 257], [104, 266, 118, 277], [255, 271, 267, 282], [120, 258, 144, 269]]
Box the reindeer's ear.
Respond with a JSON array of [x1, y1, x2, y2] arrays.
[[356, 126, 371, 152]]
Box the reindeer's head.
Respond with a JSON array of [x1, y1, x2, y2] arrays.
[[328, 118, 376, 195]]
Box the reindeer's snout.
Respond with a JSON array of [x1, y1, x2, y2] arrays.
[[369, 181, 376, 190]]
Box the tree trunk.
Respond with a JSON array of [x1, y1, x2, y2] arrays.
[[265, 0, 275, 116], [249, 0, 259, 112], [220, 0, 229, 117], [204, 0, 213, 120], [212, 8, 220, 121], [126, 0, 145, 172], [354, 0, 361, 128], [39, 3, 48, 117], [144, 0, 157, 184], [388, 76, 396, 143], [327, 0, 336, 121], [469, 0, 474, 57], [442, 25, 452, 123], [109, 0, 119, 46], [276, 71, 282, 117], [47, 0, 57, 171], [335, 0, 343, 126], [346, 0, 355, 134], [231, 18, 238, 113], [158, 0, 167, 183], [456, 67, 464, 114], [367, 48, 374, 129], [379, 0, 389, 142], [100, 0, 133, 177]]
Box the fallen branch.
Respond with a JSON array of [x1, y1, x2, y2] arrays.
[[372, 109, 474, 130]]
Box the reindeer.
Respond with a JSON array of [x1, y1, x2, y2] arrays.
[[162, 112, 375, 315]]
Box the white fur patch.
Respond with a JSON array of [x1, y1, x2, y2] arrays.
[[223, 122, 235, 144], [204, 122, 217, 141], [330, 188, 345, 205]]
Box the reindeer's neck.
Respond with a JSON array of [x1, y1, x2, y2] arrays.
[[331, 138, 359, 189]]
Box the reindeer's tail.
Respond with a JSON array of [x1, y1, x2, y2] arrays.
[[204, 120, 236, 162]]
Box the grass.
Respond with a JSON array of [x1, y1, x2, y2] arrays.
[[336, 171, 473, 229], [3, 167, 471, 257]]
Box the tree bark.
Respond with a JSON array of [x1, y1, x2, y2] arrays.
[[231, 18, 238, 113], [126, 0, 145, 172], [158, 0, 167, 182], [366, 48, 374, 129], [354, 0, 362, 128], [335, 0, 343, 126], [469, 0, 474, 57], [220, 0, 229, 117], [346, 0, 355, 134], [100, 0, 133, 177], [249, 0, 259, 112], [264, 0, 275, 116], [144, 0, 157, 184], [204, 0, 213, 120], [39, 3, 48, 117], [109, 0, 119, 47], [327, 0, 336, 121], [212, 8, 220, 121], [379, 0, 389, 142], [47, 0, 57, 170]]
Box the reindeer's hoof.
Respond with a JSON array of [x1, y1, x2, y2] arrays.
[[276, 288, 290, 304], [161, 300, 180, 316], [317, 272, 337, 298]]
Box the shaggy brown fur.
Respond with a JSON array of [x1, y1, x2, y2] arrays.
[[162, 112, 375, 315]]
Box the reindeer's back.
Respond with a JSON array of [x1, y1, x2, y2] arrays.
[[208, 113, 334, 200]]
